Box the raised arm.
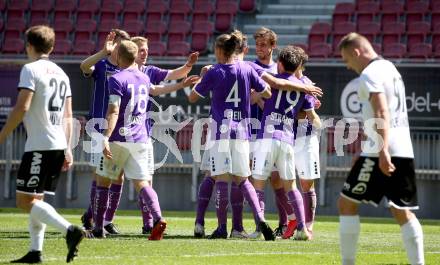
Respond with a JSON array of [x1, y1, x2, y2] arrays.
[[165, 52, 199, 80], [261, 72, 323, 97], [150, 75, 200, 96], [80, 32, 117, 75]]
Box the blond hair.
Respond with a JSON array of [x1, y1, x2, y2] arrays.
[[25, 25, 55, 54], [117, 40, 138, 64]]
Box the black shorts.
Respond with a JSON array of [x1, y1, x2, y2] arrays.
[[16, 150, 65, 195], [341, 156, 418, 210]]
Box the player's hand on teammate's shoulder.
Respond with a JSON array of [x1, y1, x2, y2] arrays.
[[182, 75, 201, 87], [379, 150, 396, 177], [62, 149, 73, 171], [304, 84, 323, 98]]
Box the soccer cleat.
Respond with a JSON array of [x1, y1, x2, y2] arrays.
[[259, 221, 275, 241], [282, 220, 297, 239], [11, 251, 42, 264], [80, 212, 93, 230], [148, 219, 167, 240], [142, 226, 152, 235], [104, 223, 120, 235], [247, 230, 263, 239], [229, 229, 249, 239], [273, 224, 287, 238], [90, 227, 106, 239], [194, 223, 205, 238], [294, 228, 312, 241], [207, 228, 228, 239], [65, 225, 85, 263]]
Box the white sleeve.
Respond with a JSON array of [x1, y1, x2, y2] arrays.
[[361, 74, 384, 94], [66, 76, 72, 97], [18, 64, 36, 91]]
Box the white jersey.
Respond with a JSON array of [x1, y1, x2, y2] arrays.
[[357, 59, 414, 158], [18, 59, 72, 152]]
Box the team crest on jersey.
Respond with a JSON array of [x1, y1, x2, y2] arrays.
[[119, 127, 129, 136], [351, 183, 367, 194]]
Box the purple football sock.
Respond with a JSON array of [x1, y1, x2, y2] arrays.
[[138, 193, 153, 229], [287, 189, 306, 231], [215, 181, 229, 233], [139, 186, 162, 223], [254, 189, 265, 231], [94, 186, 109, 230], [84, 180, 96, 221], [275, 188, 290, 226], [239, 179, 264, 223], [195, 176, 215, 226], [303, 190, 317, 225], [230, 182, 244, 232], [104, 183, 122, 223]]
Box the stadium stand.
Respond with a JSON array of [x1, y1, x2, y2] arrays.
[[239, 0, 257, 13], [169, 0, 192, 22], [192, 0, 214, 23], [191, 20, 214, 54], [53, 0, 76, 21], [382, 42, 406, 59], [76, 0, 99, 20], [167, 41, 190, 56], [332, 2, 355, 25], [100, 0, 123, 21], [355, 1, 380, 23], [308, 22, 332, 44], [380, 1, 404, 24], [148, 40, 167, 56], [145, 20, 168, 42], [408, 43, 432, 59], [357, 21, 380, 43], [53, 39, 72, 55]]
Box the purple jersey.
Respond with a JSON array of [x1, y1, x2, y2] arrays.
[[108, 68, 151, 143], [257, 73, 314, 145], [141, 65, 170, 137], [294, 75, 316, 137], [194, 61, 267, 140], [89, 59, 120, 126]]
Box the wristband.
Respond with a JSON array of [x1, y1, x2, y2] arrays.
[[185, 63, 193, 68]]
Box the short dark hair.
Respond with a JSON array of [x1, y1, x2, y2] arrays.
[[253, 27, 277, 45], [292, 46, 308, 67], [231, 29, 248, 54], [215, 32, 243, 59], [278, 46, 302, 72], [25, 25, 55, 54]]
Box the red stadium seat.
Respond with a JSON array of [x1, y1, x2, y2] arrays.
[[148, 41, 167, 56], [332, 2, 355, 25], [146, 0, 168, 21], [5, 17, 26, 35], [406, 1, 429, 25], [31, 0, 53, 19], [383, 43, 406, 59], [75, 19, 97, 40], [168, 21, 191, 42], [381, 1, 404, 24], [332, 22, 356, 51], [0, 17, 3, 32], [408, 43, 432, 59], [214, 2, 238, 33], [2, 38, 25, 54], [123, 0, 146, 21], [292, 43, 308, 53], [0, 0, 5, 12], [122, 20, 144, 36], [167, 41, 190, 56], [145, 20, 167, 42], [169, 1, 192, 22], [239, 0, 256, 13], [433, 44, 440, 58], [29, 17, 51, 27], [53, 18, 74, 39], [431, 2, 440, 30], [372, 42, 382, 54], [407, 21, 431, 48], [7, 0, 30, 18], [356, 2, 379, 23], [100, 0, 123, 21], [191, 21, 214, 53], [54, 0, 76, 20], [76, 0, 99, 20], [193, 0, 214, 22], [53, 39, 72, 55], [382, 22, 405, 45], [98, 19, 121, 34], [357, 21, 380, 43], [432, 23, 440, 49], [308, 43, 332, 58], [72, 39, 96, 55], [308, 22, 331, 44]]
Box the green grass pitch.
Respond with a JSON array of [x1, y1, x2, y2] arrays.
[[0, 208, 439, 265]]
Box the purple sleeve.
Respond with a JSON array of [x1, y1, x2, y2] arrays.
[[246, 61, 265, 77], [146, 65, 169, 85], [91, 60, 104, 79], [302, 94, 315, 111], [249, 67, 267, 93], [194, 69, 213, 97], [108, 76, 123, 97]]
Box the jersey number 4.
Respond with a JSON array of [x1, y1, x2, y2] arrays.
[[225, 81, 241, 108], [48, 78, 67, 112]]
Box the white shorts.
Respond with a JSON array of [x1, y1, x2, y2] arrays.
[[294, 134, 320, 180], [252, 139, 296, 181], [208, 139, 251, 177], [98, 140, 154, 181], [200, 149, 211, 172], [88, 132, 104, 167]]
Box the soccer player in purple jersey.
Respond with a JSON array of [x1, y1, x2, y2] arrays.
[[131, 36, 199, 234], [188, 32, 275, 241], [252, 45, 321, 241], [79, 29, 130, 234], [97, 40, 199, 240]]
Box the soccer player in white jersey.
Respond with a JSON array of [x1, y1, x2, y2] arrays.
[[0, 25, 84, 263], [189, 32, 275, 240], [338, 33, 424, 265]]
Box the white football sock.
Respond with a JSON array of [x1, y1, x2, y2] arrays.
[[288, 214, 296, 221], [401, 218, 425, 265], [29, 215, 46, 252], [339, 215, 360, 265], [30, 200, 71, 235], [103, 220, 111, 226]]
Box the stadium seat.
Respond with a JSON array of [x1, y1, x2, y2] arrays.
[[98, 19, 121, 34], [382, 43, 406, 59], [214, 2, 238, 33], [169, 1, 192, 22], [332, 2, 355, 25], [100, 0, 123, 21], [0, 17, 3, 32], [5, 17, 27, 37], [72, 39, 96, 55], [433, 43, 440, 58], [372, 42, 382, 54], [382, 21, 405, 45], [148, 41, 167, 56], [405, 1, 429, 25], [146, 0, 168, 21], [54, 0, 76, 20], [53, 39, 72, 55], [0, 0, 5, 12], [122, 20, 144, 36], [431, 1, 440, 30], [2, 38, 25, 54], [7, 0, 30, 18], [192, 0, 214, 22], [29, 17, 51, 27], [308, 22, 331, 44], [407, 21, 431, 48], [357, 21, 380, 42], [31, 0, 53, 19], [122, 0, 146, 21], [76, 0, 99, 20], [381, 1, 404, 24], [53, 18, 74, 39], [356, 2, 379, 23], [145, 20, 167, 42], [168, 21, 191, 42], [167, 41, 190, 56], [408, 43, 432, 59], [308, 43, 332, 58], [292, 43, 308, 53], [239, 0, 256, 13], [191, 21, 214, 54], [332, 22, 356, 50], [432, 23, 440, 49], [75, 19, 97, 40]]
